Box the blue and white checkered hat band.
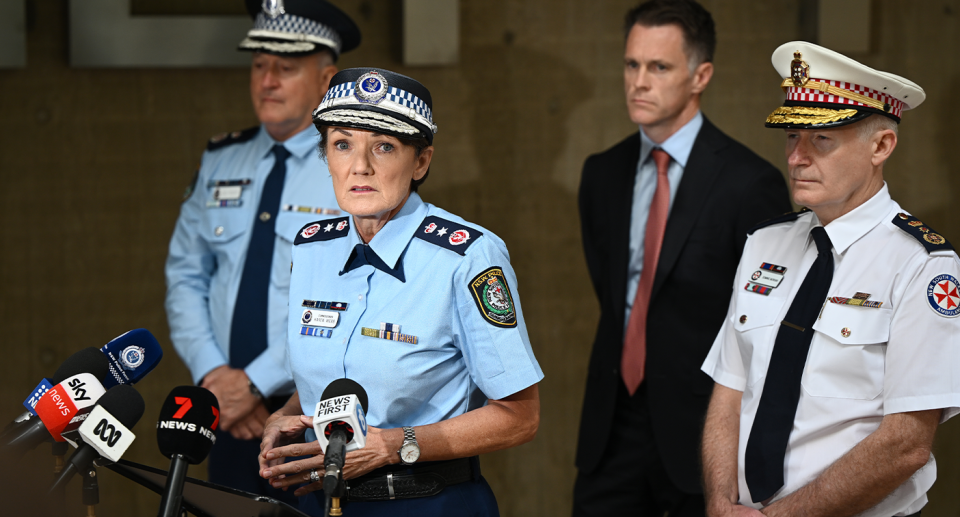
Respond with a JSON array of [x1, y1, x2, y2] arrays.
[[320, 82, 434, 128], [241, 12, 342, 55]]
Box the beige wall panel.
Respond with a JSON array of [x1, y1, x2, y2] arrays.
[[2, 1, 959, 515]]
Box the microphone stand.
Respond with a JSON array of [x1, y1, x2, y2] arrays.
[[158, 453, 189, 517], [81, 466, 99, 517], [52, 440, 69, 474]]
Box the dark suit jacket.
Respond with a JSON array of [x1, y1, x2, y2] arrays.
[[575, 117, 791, 493]]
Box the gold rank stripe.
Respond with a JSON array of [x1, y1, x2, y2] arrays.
[[360, 327, 419, 344]]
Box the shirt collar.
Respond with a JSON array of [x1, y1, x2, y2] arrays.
[[339, 192, 428, 281], [807, 183, 895, 255], [638, 111, 703, 168], [256, 124, 321, 160]]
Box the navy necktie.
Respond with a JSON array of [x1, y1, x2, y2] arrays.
[[229, 145, 290, 369], [745, 226, 834, 502]]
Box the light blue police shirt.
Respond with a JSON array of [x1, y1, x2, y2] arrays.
[[165, 125, 341, 397], [288, 192, 543, 431], [624, 111, 703, 327]]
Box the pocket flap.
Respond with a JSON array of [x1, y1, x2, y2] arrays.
[[734, 293, 786, 332], [813, 301, 891, 344]]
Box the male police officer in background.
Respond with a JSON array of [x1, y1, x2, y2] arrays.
[[702, 42, 960, 517], [165, 0, 359, 497], [574, 1, 791, 515]]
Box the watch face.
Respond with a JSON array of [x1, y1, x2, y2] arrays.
[[399, 443, 421, 463]]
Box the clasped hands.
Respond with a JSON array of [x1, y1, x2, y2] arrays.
[[258, 414, 394, 497]]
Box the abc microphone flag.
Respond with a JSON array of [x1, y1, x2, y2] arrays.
[[156, 386, 220, 517], [50, 385, 145, 493]]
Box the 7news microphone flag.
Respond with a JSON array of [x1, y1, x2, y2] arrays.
[[156, 386, 220, 517]]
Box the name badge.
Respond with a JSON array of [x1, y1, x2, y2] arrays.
[[301, 309, 339, 328], [750, 269, 784, 288], [213, 185, 243, 201]]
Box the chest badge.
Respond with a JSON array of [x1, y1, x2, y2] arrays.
[[927, 274, 960, 317], [829, 292, 884, 309], [302, 300, 349, 310], [745, 262, 787, 295], [301, 309, 340, 328]]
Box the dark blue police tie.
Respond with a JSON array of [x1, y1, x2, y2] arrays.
[[744, 226, 834, 503], [228, 144, 290, 369]]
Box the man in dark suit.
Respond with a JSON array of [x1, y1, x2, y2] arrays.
[[572, 2, 791, 516]]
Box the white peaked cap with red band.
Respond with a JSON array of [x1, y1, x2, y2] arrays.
[[766, 41, 925, 128]]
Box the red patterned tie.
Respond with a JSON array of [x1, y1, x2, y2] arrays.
[[622, 149, 671, 396]]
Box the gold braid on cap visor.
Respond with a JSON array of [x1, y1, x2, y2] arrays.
[[766, 78, 890, 125]]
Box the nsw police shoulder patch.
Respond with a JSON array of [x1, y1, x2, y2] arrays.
[[295, 217, 350, 245], [414, 216, 482, 256], [469, 267, 518, 328]]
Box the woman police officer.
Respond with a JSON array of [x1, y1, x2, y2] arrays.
[[257, 68, 544, 516]]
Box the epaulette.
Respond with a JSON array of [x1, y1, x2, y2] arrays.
[[892, 212, 954, 253], [747, 208, 811, 235], [207, 126, 260, 152], [295, 217, 351, 245], [414, 216, 482, 256]]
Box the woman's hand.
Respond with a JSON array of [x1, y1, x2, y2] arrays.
[[261, 425, 401, 496], [259, 414, 313, 472], [341, 426, 401, 480]]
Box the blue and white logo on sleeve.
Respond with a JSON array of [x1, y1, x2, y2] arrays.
[[927, 274, 960, 317]]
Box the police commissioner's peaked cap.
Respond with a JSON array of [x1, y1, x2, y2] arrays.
[[765, 41, 925, 129], [239, 0, 360, 58], [313, 68, 438, 144]]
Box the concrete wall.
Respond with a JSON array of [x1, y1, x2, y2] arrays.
[[1, 1, 958, 515]]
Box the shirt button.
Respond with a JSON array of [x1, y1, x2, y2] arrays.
[[358, 294, 363, 301], [259, 211, 271, 222], [841, 327, 851, 338], [739, 315, 748, 324], [342, 338, 347, 344], [214, 226, 224, 237]]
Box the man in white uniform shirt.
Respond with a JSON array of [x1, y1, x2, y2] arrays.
[[701, 42, 960, 517]]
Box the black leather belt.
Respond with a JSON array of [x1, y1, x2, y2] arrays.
[[345, 457, 476, 501]]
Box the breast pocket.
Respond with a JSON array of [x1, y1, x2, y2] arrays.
[[733, 293, 786, 389], [804, 303, 890, 399]]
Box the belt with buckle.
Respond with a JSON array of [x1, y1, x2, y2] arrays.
[[345, 457, 475, 501]]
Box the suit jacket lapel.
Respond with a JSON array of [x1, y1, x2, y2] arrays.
[[650, 118, 728, 300], [610, 134, 641, 324]]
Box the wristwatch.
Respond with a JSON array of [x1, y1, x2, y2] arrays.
[[247, 379, 263, 399], [398, 426, 421, 465]]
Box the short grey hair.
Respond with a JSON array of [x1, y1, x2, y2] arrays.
[[856, 114, 899, 141]]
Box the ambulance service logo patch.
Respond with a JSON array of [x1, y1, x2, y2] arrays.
[[927, 274, 960, 317], [469, 267, 518, 328]]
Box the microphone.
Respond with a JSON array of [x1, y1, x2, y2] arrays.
[[50, 385, 144, 493], [156, 386, 220, 517], [99, 329, 163, 389], [313, 379, 369, 498], [3, 350, 110, 452]]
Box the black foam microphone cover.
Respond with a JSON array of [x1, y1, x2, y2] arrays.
[[157, 386, 220, 464], [98, 385, 146, 430], [53, 347, 110, 385], [320, 378, 368, 414]]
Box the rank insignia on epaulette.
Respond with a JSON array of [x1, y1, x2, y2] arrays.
[[295, 216, 350, 245], [892, 213, 954, 253], [747, 208, 810, 235], [206, 126, 260, 152], [414, 216, 482, 255]]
